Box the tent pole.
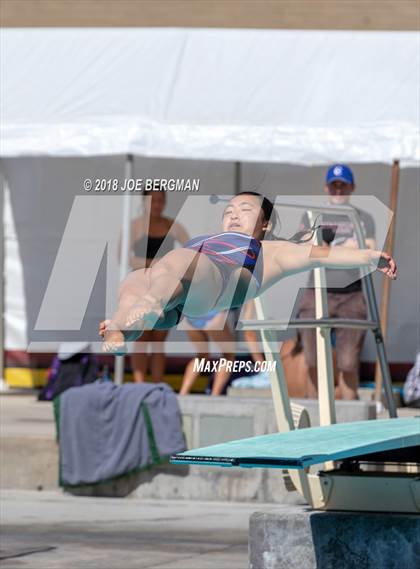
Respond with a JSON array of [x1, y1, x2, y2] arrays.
[[114, 155, 134, 385], [374, 160, 400, 402]]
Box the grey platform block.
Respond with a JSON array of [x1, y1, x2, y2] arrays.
[[249, 507, 420, 569]]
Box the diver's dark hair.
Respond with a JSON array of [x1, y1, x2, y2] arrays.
[[236, 191, 280, 240], [236, 191, 320, 243]]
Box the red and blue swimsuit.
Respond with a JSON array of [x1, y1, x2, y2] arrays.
[[169, 232, 263, 326], [184, 231, 263, 293]]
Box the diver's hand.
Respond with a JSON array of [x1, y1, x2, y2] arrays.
[[371, 251, 397, 280]]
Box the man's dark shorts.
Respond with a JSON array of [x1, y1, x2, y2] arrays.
[[298, 289, 367, 374]]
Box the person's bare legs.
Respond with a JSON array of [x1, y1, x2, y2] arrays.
[[208, 322, 236, 396], [131, 354, 148, 382], [210, 355, 235, 395], [180, 330, 208, 395], [130, 331, 152, 383], [308, 363, 343, 398], [241, 301, 265, 365], [149, 329, 169, 382], [180, 355, 208, 395], [307, 366, 318, 398], [337, 370, 359, 400], [334, 292, 366, 400]]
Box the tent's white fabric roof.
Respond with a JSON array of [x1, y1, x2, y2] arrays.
[[1, 28, 419, 164]]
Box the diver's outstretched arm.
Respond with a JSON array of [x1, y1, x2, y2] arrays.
[[311, 245, 397, 279], [273, 241, 397, 280]]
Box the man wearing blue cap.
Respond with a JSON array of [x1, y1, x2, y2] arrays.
[[297, 164, 376, 400]]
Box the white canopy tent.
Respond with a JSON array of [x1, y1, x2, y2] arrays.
[[1, 28, 419, 163], [1, 28, 419, 381]]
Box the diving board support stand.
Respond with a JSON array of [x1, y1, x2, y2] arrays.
[[253, 297, 294, 432], [253, 296, 314, 506], [307, 211, 336, 428]]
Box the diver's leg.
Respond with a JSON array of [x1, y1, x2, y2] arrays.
[[102, 260, 180, 353], [104, 247, 223, 352], [125, 248, 223, 328]]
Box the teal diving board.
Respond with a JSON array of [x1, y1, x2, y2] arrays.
[[171, 418, 420, 470]]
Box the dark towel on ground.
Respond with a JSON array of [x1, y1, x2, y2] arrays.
[[54, 382, 186, 486]]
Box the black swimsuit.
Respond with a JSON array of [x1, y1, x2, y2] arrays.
[[133, 234, 175, 260]]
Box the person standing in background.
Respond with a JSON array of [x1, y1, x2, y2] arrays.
[[179, 310, 236, 396], [297, 164, 376, 400], [129, 188, 190, 383]]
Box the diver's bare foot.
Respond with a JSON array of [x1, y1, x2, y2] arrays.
[[125, 305, 147, 328], [99, 319, 111, 338], [100, 319, 142, 345], [103, 329, 126, 355], [125, 295, 163, 329]]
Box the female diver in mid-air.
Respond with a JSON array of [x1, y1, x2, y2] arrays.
[[100, 192, 397, 353]]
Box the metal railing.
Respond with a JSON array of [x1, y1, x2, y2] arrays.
[[241, 200, 397, 421]]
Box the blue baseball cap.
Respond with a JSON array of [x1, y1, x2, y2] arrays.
[[326, 164, 354, 185]]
